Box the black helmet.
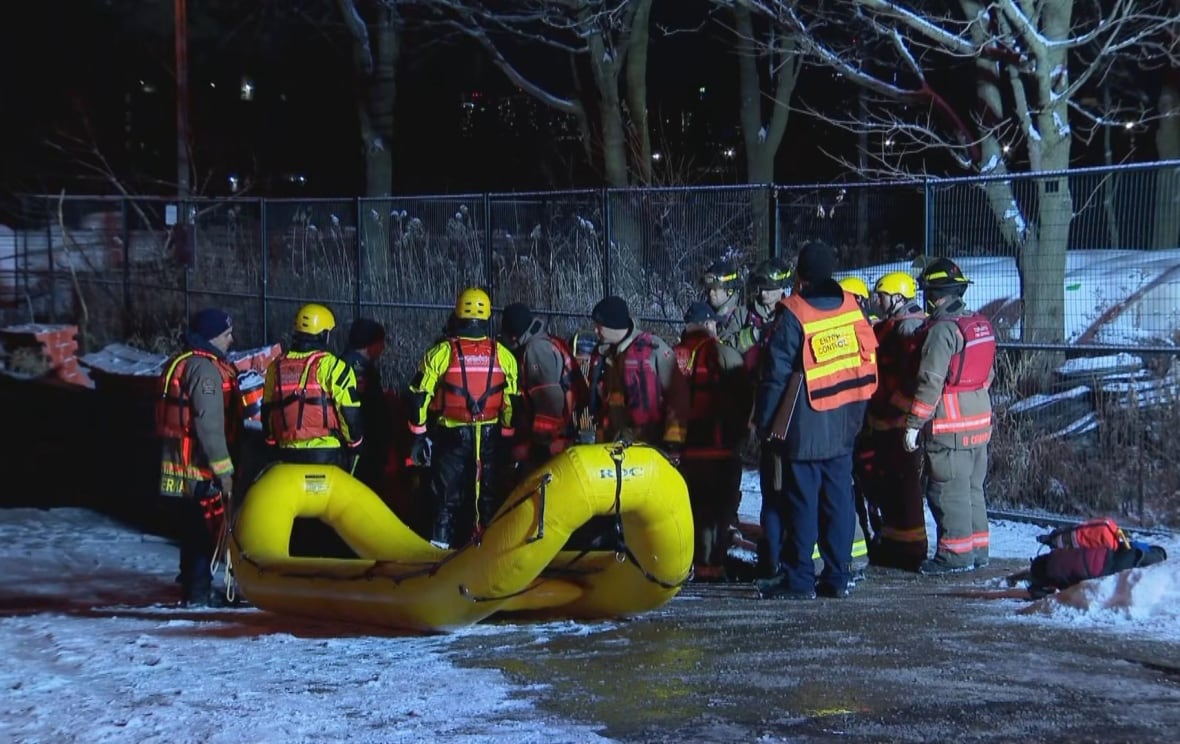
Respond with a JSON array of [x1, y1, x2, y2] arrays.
[[700, 259, 741, 290], [749, 257, 793, 292], [917, 258, 971, 290]]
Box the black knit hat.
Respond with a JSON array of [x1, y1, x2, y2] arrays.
[[591, 296, 631, 330], [684, 301, 721, 325], [796, 240, 836, 283], [347, 318, 386, 348], [190, 308, 232, 341], [501, 302, 533, 338]]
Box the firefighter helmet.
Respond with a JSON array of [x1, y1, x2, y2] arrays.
[[455, 287, 492, 320], [749, 257, 793, 292], [293, 303, 336, 334], [700, 259, 741, 290], [874, 271, 918, 300], [838, 276, 870, 299], [918, 258, 971, 290]]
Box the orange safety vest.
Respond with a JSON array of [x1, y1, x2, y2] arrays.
[[156, 349, 238, 440], [779, 292, 878, 411], [267, 351, 340, 443], [435, 337, 508, 423]]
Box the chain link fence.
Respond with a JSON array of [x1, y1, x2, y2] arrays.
[[4, 160, 1180, 523]]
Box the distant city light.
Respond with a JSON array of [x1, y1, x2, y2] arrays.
[[209, 82, 216, 89], [288, 174, 307, 185], [722, 147, 736, 159], [652, 151, 663, 162], [1002, 144, 1011, 154], [140, 80, 156, 94], [1123, 121, 1134, 130], [240, 77, 255, 101], [227, 174, 240, 192], [884, 138, 895, 148]]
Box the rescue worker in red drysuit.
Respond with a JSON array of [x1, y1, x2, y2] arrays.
[[407, 288, 519, 550], [861, 271, 928, 570], [903, 258, 996, 575], [156, 308, 240, 607], [752, 240, 878, 600], [499, 302, 585, 483], [673, 301, 746, 581], [586, 295, 685, 452], [262, 303, 364, 470]]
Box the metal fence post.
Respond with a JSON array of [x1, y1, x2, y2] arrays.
[[769, 185, 780, 259], [121, 197, 131, 333], [260, 198, 269, 342], [46, 203, 55, 323], [923, 177, 934, 257], [602, 188, 611, 298], [355, 196, 363, 320], [483, 192, 493, 290]]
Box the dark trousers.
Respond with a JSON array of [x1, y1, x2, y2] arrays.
[[428, 424, 503, 546], [864, 428, 927, 569], [177, 481, 217, 603], [681, 457, 742, 567], [759, 444, 787, 576], [780, 453, 856, 594]]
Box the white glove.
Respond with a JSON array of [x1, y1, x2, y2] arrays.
[[903, 428, 920, 453]]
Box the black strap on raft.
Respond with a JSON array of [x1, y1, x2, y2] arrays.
[[608, 442, 689, 591]]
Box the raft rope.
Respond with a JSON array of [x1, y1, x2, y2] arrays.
[[604, 442, 689, 590], [209, 501, 238, 604]]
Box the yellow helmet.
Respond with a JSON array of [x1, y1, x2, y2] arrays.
[[455, 287, 492, 320], [874, 271, 918, 300], [293, 303, 336, 334], [838, 277, 870, 299]]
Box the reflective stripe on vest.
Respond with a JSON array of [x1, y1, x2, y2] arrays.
[[438, 337, 507, 423], [269, 351, 339, 443], [156, 349, 236, 440], [780, 292, 878, 411]]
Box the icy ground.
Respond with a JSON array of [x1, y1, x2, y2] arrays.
[[1, 476, 1178, 743]]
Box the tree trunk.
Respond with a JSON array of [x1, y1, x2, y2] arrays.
[[734, 1, 797, 257], [625, 0, 653, 185], [587, 32, 629, 187], [364, 4, 398, 198], [1152, 10, 1180, 250], [1018, 1, 1073, 345]]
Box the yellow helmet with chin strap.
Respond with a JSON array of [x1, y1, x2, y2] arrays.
[[455, 287, 492, 320], [838, 276, 870, 299], [293, 303, 336, 334], [874, 271, 918, 300]]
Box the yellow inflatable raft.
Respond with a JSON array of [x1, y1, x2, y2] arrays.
[[229, 443, 693, 632]]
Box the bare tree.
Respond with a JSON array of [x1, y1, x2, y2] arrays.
[[736, 0, 1178, 343], [415, 0, 654, 187], [338, 0, 401, 198]]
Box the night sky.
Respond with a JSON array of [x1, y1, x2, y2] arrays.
[[0, 0, 1153, 210]]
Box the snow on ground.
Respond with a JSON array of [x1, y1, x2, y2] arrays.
[[0, 508, 612, 744], [1, 485, 1178, 743]]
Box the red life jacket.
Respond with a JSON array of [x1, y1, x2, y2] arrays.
[[268, 351, 340, 443], [519, 334, 581, 440], [674, 332, 721, 422], [741, 306, 774, 372], [156, 349, 238, 441], [593, 331, 664, 429], [917, 313, 996, 393], [868, 310, 925, 419], [436, 337, 507, 423]]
